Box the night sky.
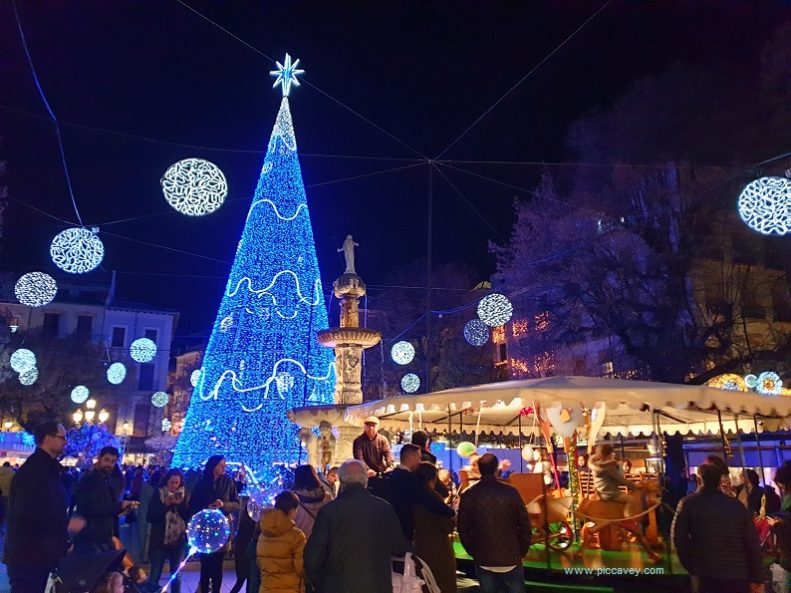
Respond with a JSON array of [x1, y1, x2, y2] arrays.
[[1, 1, 788, 340]]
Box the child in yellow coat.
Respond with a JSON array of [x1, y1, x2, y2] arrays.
[[257, 491, 307, 593]]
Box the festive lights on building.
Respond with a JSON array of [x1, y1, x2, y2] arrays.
[[755, 371, 783, 396], [106, 362, 127, 385], [50, 228, 105, 274], [172, 69, 336, 479], [151, 391, 169, 408], [14, 272, 58, 307], [535, 311, 550, 332], [390, 341, 415, 365], [401, 373, 420, 393], [511, 318, 529, 339], [463, 319, 490, 346], [10, 349, 36, 373], [130, 338, 157, 363], [491, 325, 506, 344], [477, 293, 513, 327], [161, 158, 228, 216], [737, 176, 791, 236], [709, 372, 783, 396], [71, 385, 90, 404], [706, 373, 748, 392]]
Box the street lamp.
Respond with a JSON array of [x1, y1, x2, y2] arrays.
[[98, 409, 109, 424], [3, 420, 12, 430], [73, 409, 84, 424]]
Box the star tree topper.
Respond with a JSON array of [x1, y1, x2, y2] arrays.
[[270, 53, 305, 97]]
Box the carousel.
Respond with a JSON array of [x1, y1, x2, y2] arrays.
[[328, 376, 791, 586]]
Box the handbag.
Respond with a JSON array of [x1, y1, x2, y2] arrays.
[[392, 553, 424, 593], [164, 509, 187, 546]]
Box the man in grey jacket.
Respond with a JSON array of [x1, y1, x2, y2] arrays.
[[672, 463, 764, 593]]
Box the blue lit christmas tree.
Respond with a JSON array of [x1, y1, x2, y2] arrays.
[[172, 55, 336, 479]]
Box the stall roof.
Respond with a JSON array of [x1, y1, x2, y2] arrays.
[[344, 376, 791, 437]]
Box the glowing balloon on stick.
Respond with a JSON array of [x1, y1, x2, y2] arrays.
[[187, 509, 231, 554]]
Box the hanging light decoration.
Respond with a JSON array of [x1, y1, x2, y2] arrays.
[[161, 158, 228, 216], [706, 373, 748, 392], [50, 228, 105, 274], [756, 371, 783, 396], [71, 385, 90, 404], [390, 341, 416, 365], [463, 319, 490, 346], [14, 272, 58, 307], [477, 293, 514, 327], [19, 367, 38, 386], [130, 338, 157, 363], [106, 362, 127, 385], [161, 418, 172, 432], [737, 176, 791, 236], [10, 349, 36, 374], [401, 373, 420, 393], [190, 369, 202, 387], [151, 391, 169, 408]]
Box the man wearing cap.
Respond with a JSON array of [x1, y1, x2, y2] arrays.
[[353, 417, 394, 477]]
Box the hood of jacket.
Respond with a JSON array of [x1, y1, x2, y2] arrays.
[[261, 508, 295, 538], [295, 487, 329, 505]]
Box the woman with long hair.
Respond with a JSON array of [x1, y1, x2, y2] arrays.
[[147, 469, 190, 593], [189, 456, 240, 593], [292, 464, 333, 540]]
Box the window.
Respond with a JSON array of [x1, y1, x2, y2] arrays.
[[138, 363, 155, 391], [76, 315, 93, 337], [133, 404, 149, 437], [144, 329, 158, 344], [43, 313, 61, 337], [111, 327, 126, 348], [497, 343, 507, 362]]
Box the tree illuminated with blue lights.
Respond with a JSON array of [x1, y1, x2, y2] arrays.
[[172, 58, 336, 479]]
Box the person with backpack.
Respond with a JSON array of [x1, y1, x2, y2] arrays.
[[147, 469, 190, 593], [292, 465, 333, 540]]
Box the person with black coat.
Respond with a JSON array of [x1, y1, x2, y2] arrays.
[[189, 455, 240, 593], [304, 460, 409, 593], [382, 444, 455, 542], [672, 463, 764, 593], [147, 469, 190, 593], [411, 431, 449, 499], [3, 422, 85, 593], [74, 446, 136, 555]]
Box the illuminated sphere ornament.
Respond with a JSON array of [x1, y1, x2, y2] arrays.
[[187, 509, 231, 554], [737, 176, 791, 236], [401, 373, 420, 393], [463, 319, 490, 346], [19, 367, 38, 386], [744, 374, 759, 389], [106, 362, 127, 385], [161, 158, 228, 217], [190, 369, 202, 387], [391, 341, 416, 365], [161, 418, 172, 432], [10, 349, 36, 373], [756, 371, 783, 396], [477, 293, 514, 327], [151, 391, 169, 408], [130, 338, 157, 363], [521, 445, 535, 462], [50, 228, 104, 274], [71, 385, 90, 404], [15, 272, 58, 307], [706, 373, 748, 392], [456, 441, 477, 458]]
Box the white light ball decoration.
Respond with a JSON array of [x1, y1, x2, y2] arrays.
[[401, 373, 420, 393], [463, 319, 490, 346], [187, 509, 231, 554], [161, 158, 228, 217], [477, 293, 514, 327], [50, 228, 105, 274], [130, 338, 157, 363], [10, 349, 36, 373], [161, 418, 172, 432], [737, 176, 791, 236], [106, 362, 127, 385], [190, 369, 202, 387], [15, 272, 58, 307], [71, 385, 90, 404], [391, 341, 416, 365], [756, 371, 783, 396], [19, 367, 38, 386], [151, 391, 169, 408]]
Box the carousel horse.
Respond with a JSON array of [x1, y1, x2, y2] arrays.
[[575, 478, 662, 562], [526, 493, 575, 550]]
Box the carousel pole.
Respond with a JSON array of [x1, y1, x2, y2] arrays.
[[752, 415, 767, 487], [518, 413, 523, 473], [715, 409, 731, 460], [654, 411, 672, 572], [447, 406, 453, 473]]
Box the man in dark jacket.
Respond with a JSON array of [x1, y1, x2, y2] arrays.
[[74, 446, 135, 554], [382, 443, 455, 541], [672, 463, 764, 593], [3, 422, 85, 593], [305, 460, 408, 593], [457, 453, 531, 593], [352, 416, 394, 476]]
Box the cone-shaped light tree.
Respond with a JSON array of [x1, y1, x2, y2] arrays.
[[172, 55, 336, 480]]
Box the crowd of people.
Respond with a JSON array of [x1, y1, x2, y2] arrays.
[[6, 416, 791, 593]]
